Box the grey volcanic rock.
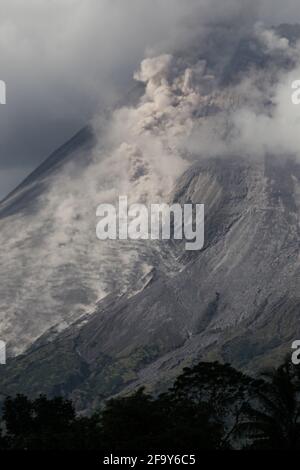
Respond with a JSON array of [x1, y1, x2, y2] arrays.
[[0, 127, 95, 218], [1, 155, 299, 411], [1, 24, 300, 410], [0, 123, 183, 355]]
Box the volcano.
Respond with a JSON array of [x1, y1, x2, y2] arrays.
[[0, 25, 299, 412]]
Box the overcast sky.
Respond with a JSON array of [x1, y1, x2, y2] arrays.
[[0, 0, 300, 199]]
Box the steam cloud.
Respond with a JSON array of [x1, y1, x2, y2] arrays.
[[1, 0, 300, 197], [1, 1, 300, 353]]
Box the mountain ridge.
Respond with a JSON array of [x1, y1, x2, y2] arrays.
[[1, 154, 298, 412]]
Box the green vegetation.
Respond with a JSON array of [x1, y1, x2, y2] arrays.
[[1, 359, 300, 451]]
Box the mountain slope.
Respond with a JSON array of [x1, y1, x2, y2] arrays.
[[1, 22, 298, 356], [1, 155, 298, 411], [0, 121, 184, 355], [1, 23, 300, 410]]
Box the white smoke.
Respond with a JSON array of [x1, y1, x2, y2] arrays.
[[2, 17, 300, 354], [255, 22, 290, 53], [181, 24, 300, 161], [0, 53, 211, 352], [3, 0, 299, 198], [42, 25, 300, 322]]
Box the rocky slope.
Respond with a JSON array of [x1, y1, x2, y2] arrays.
[[0, 155, 298, 411], [0, 23, 300, 410]]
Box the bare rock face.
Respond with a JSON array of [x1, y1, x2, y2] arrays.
[[1, 24, 300, 411], [0, 154, 299, 412], [0, 125, 183, 355]]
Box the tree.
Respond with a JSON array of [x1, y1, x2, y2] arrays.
[[238, 360, 300, 449], [99, 385, 224, 451], [2, 360, 300, 451], [3, 394, 78, 450], [166, 361, 262, 447]]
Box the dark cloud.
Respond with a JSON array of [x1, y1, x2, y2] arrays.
[[0, 0, 299, 198]]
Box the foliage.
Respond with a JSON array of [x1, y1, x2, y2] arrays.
[[0, 360, 300, 451]]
